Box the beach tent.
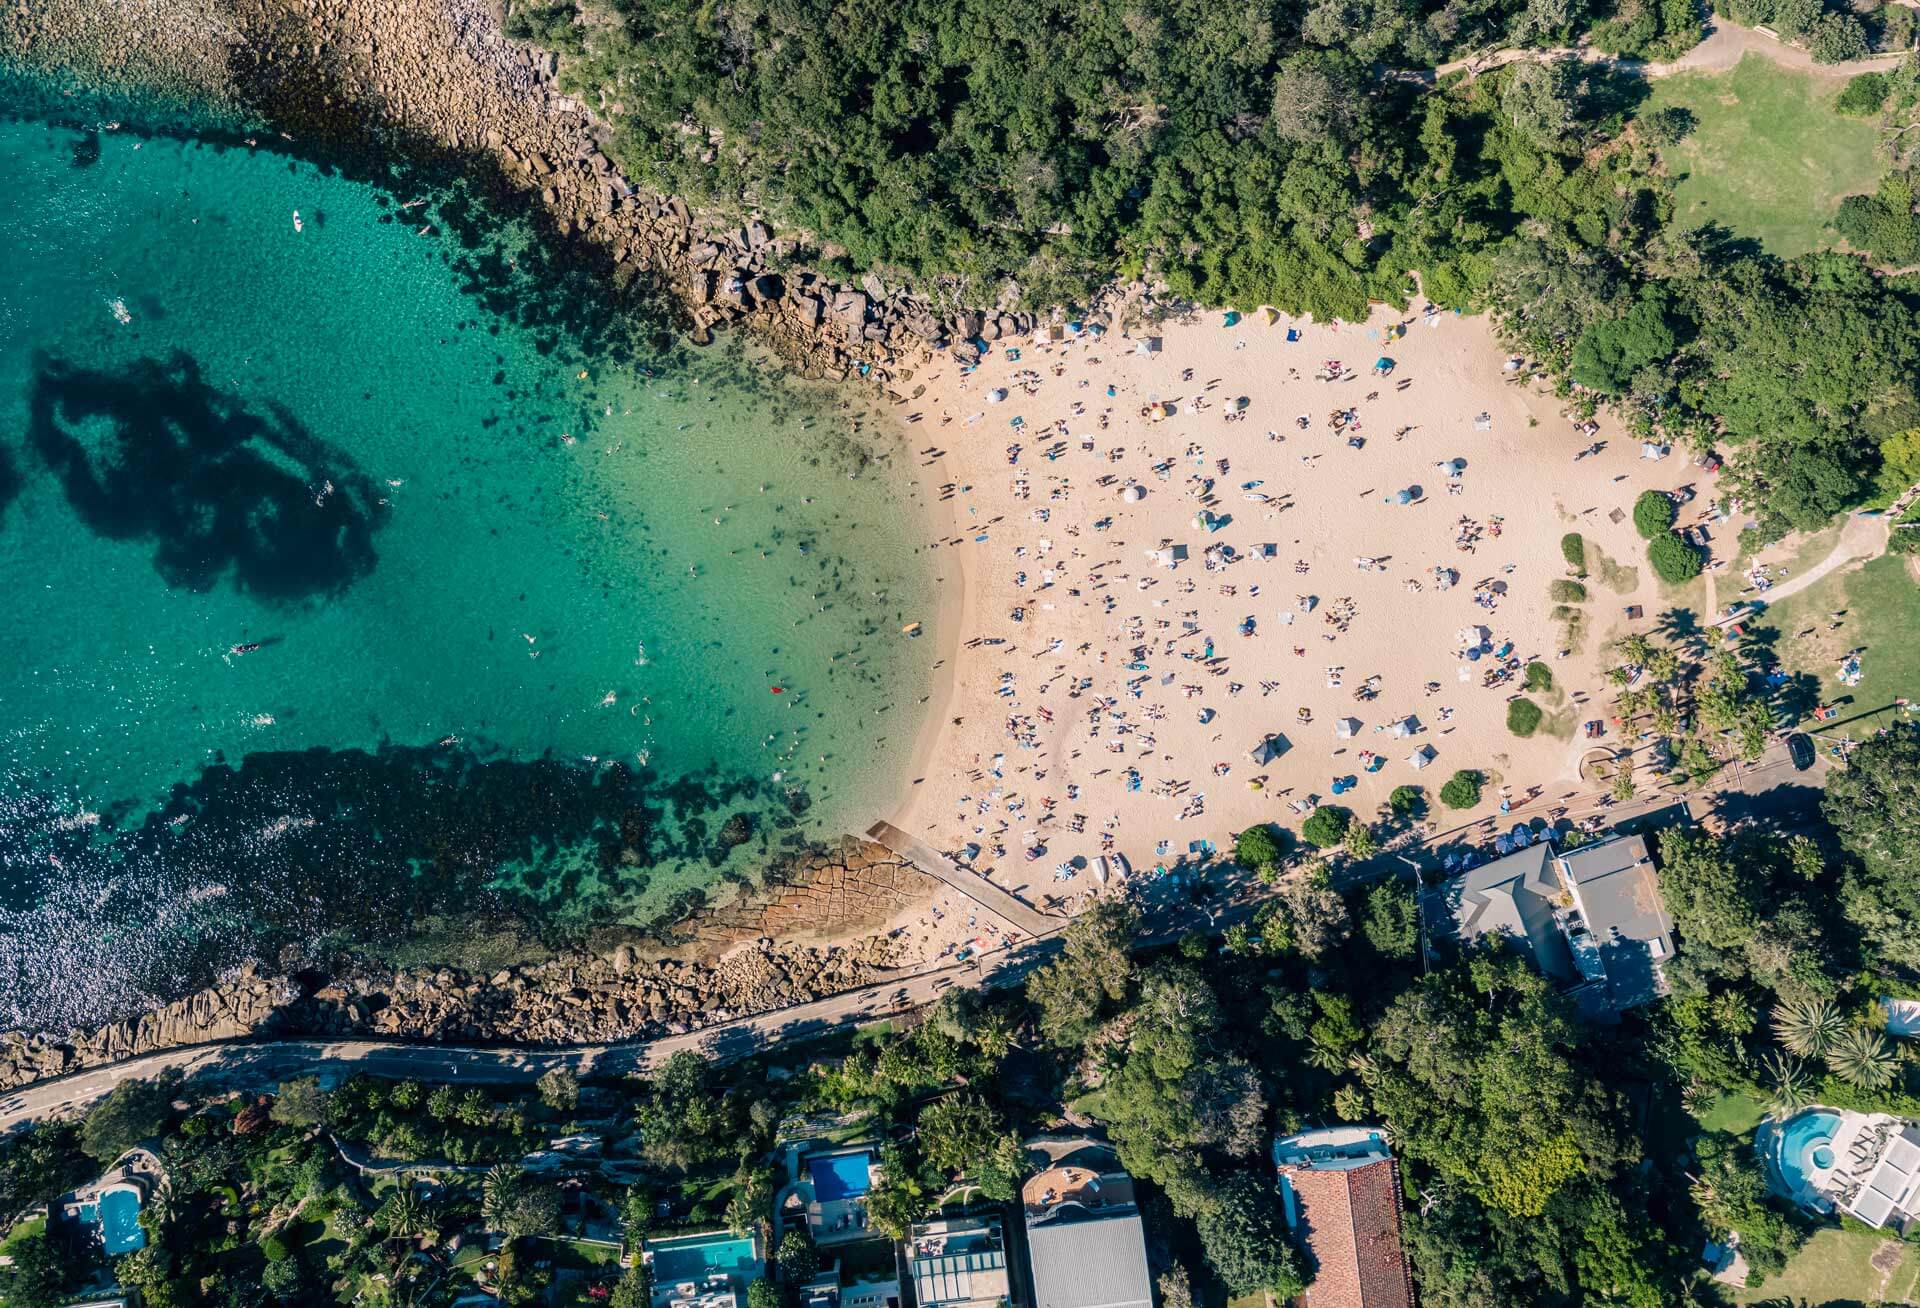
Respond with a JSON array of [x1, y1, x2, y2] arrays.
[[1135, 336, 1162, 355], [1640, 442, 1671, 460], [1393, 489, 1413, 505], [1390, 715, 1420, 738], [1407, 744, 1436, 769], [1334, 717, 1361, 739], [1122, 484, 1146, 503], [985, 388, 1008, 404], [1439, 458, 1465, 476], [1249, 733, 1290, 765], [1259, 307, 1279, 324]]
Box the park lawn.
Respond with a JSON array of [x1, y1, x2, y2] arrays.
[[1731, 1224, 1920, 1304], [1758, 552, 1920, 738], [1642, 53, 1882, 257]]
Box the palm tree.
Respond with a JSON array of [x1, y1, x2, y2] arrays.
[[481, 1163, 524, 1229], [1771, 996, 1844, 1058], [381, 1191, 427, 1239], [1760, 1049, 1809, 1118], [1829, 1027, 1900, 1090]]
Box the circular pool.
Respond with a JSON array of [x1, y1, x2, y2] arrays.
[[1769, 1108, 1845, 1202]]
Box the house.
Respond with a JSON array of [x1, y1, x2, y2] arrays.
[[1423, 833, 1675, 1015], [1023, 1151, 1151, 1308], [642, 1231, 763, 1308], [908, 1217, 1008, 1308], [1272, 1128, 1414, 1308], [773, 1143, 900, 1308], [779, 1146, 882, 1246], [1845, 1122, 1920, 1229]]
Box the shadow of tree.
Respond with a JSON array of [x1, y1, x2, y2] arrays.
[[25, 351, 384, 601]]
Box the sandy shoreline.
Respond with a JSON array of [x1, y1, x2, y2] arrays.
[[880, 296, 1714, 920]]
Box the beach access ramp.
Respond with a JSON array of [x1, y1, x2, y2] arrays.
[[863, 820, 1058, 939]]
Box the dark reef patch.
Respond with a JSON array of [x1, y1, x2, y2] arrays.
[[0, 740, 815, 1031], [24, 350, 383, 600]]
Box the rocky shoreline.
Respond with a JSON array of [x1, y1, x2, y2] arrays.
[[0, 841, 935, 1092], [0, 0, 1048, 384], [0, 0, 1034, 1087]]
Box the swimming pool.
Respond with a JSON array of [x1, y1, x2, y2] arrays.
[[1774, 1109, 1844, 1198], [811, 1151, 873, 1202], [87, 1187, 146, 1255], [649, 1232, 760, 1285]]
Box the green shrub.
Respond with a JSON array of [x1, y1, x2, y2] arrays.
[[1548, 578, 1587, 603], [1560, 533, 1587, 574], [1388, 785, 1425, 818], [1524, 661, 1553, 691], [1300, 805, 1352, 848], [1234, 824, 1284, 870], [1648, 530, 1703, 584], [1836, 71, 1890, 117], [1836, 183, 1920, 266], [260, 1233, 293, 1263], [1507, 699, 1544, 737], [1632, 489, 1677, 539], [1549, 604, 1576, 623], [1439, 770, 1483, 809]]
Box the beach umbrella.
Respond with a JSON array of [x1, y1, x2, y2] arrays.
[[986, 388, 1007, 404], [1122, 484, 1145, 503], [1466, 647, 1482, 661], [1394, 489, 1412, 505]]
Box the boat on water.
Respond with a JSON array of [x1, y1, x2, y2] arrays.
[[229, 641, 264, 655], [107, 297, 131, 324], [291, 209, 303, 232]]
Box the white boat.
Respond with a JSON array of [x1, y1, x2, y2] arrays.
[[291, 210, 303, 232]]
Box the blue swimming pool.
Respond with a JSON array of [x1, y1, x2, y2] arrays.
[[90, 1188, 146, 1255], [811, 1151, 873, 1201], [649, 1233, 759, 1285], [1774, 1109, 1844, 1196]]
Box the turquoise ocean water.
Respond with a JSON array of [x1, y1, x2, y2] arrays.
[[0, 77, 937, 1029]]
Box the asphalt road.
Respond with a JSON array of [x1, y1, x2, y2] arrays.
[[0, 939, 1062, 1134]]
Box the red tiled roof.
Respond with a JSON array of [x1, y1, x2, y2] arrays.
[[1280, 1159, 1414, 1308]]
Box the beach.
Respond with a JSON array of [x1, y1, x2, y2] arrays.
[[879, 296, 1716, 934]]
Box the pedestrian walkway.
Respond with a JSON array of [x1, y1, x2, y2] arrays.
[[863, 820, 1058, 938]]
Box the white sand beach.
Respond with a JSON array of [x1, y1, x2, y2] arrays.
[[878, 297, 1723, 941]]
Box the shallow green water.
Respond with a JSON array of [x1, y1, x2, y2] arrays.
[[0, 83, 937, 1028]]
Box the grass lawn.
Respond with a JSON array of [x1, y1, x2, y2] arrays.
[[1754, 551, 1920, 738], [1693, 1090, 1765, 1138], [1731, 1224, 1920, 1304], [1642, 53, 1882, 257]]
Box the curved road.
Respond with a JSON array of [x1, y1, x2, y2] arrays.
[[0, 940, 1062, 1135]]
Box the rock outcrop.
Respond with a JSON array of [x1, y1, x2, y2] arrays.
[[0, 0, 1042, 381], [0, 841, 937, 1092], [0, 967, 301, 1090]]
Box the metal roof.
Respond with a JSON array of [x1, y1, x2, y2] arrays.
[[1026, 1210, 1151, 1308]]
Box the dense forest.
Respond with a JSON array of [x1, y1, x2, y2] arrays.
[[505, 0, 1920, 540]]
